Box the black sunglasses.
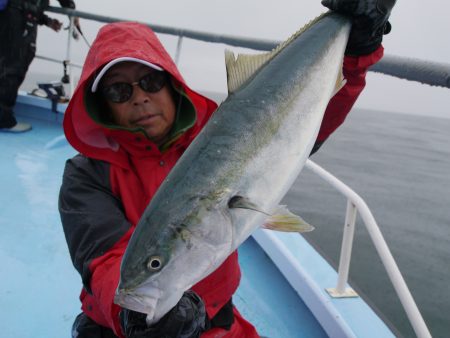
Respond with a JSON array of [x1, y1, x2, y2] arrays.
[[101, 71, 167, 103]]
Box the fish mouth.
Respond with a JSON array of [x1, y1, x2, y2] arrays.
[[115, 284, 185, 325], [114, 285, 162, 320]]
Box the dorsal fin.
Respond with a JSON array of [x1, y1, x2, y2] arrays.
[[225, 12, 328, 94], [225, 50, 272, 94]]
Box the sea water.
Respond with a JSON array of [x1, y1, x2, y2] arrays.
[[283, 108, 450, 338]]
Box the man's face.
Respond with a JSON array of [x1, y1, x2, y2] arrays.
[[101, 62, 176, 146]]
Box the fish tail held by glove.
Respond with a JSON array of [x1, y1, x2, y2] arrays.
[[321, 0, 397, 55]]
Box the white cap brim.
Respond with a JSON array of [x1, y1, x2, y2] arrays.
[[91, 57, 164, 92]]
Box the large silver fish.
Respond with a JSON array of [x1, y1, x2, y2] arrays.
[[115, 12, 351, 324]]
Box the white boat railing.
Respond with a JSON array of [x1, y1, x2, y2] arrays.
[[305, 160, 432, 338], [43, 6, 450, 97], [37, 6, 440, 338]]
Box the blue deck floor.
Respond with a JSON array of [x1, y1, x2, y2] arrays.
[[0, 102, 327, 337]]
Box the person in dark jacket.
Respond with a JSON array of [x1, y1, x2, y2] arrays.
[[0, 0, 79, 132], [59, 1, 396, 337]]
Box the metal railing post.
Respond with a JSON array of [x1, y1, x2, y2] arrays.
[[336, 200, 357, 293], [65, 16, 75, 96], [326, 200, 358, 298], [174, 36, 184, 66]]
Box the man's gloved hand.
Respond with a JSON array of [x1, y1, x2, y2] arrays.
[[45, 17, 63, 32], [120, 291, 207, 338], [321, 0, 397, 56]]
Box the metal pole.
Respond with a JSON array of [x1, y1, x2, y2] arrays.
[[174, 36, 184, 66], [357, 202, 432, 338], [66, 16, 74, 96], [34, 54, 82, 68], [335, 200, 357, 293]]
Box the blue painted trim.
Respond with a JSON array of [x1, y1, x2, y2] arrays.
[[252, 229, 395, 338], [15, 91, 67, 124]]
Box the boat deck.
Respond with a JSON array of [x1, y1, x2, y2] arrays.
[[0, 94, 327, 337]]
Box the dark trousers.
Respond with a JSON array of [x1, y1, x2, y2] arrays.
[[72, 313, 118, 338], [0, 6, 37, 127], [72, 299, 235, 337]]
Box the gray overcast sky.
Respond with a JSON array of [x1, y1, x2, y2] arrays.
[[30, 0, 450, 118]]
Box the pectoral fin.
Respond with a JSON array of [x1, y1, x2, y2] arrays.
[[228, 195, 268, 214], [228, 196, 314, 233], [263, 205, 315, 233]]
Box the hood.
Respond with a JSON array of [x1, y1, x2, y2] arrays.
[[63, 21, 218, 168]]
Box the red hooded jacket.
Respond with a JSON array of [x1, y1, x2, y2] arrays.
[[60, 22, 382, 337]]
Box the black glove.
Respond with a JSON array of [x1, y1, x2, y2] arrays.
[[321, 0, 396, 56], [120, 291, 207, 338]]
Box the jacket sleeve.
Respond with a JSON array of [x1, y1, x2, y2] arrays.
[[59, 154, 131, 335], [314, 46, 384, 150], [56, 0, 76, 9]]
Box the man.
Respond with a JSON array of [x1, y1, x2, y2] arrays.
[[0, 0, 79, 132], [59, 1, 396, 337]]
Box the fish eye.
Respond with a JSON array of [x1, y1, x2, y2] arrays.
[[147, 256, 163, 271]]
